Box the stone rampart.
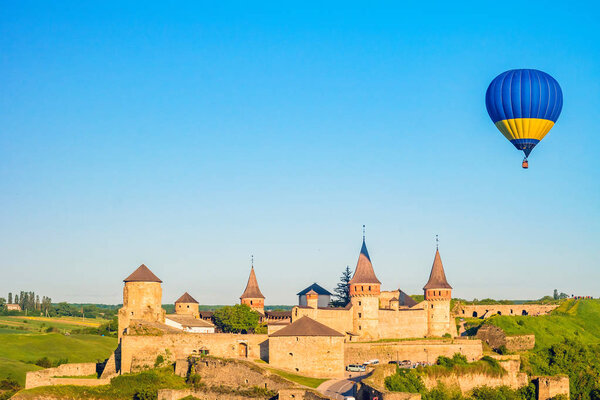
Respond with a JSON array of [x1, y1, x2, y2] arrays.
[[25, 362, 105, 389], [344, 339, 482, 365], [533, 376, 570, 400], [454, 304, 558, 319], [476, 324, 535, 352], [120, 332, 269, 373]]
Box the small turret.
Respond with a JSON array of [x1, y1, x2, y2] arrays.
[[240, 262, 265, 314], [175, 292, 199, 318], [423, 243, 455, 337]]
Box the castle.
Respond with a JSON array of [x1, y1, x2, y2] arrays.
[[109, 234, 473, 378]]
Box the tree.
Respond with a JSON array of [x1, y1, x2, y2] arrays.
[[553, 289, 559, 300], [331, 265, 352, 307], [0, 297, 6, 311], [213, 304, 260, 333], [8, 293, 12, 304]]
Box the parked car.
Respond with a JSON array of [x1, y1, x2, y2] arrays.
[[346, 364, 366, 372], [363, 359, 379, 365]]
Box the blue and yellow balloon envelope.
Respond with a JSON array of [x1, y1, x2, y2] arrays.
[[486, 69, 563, 163]]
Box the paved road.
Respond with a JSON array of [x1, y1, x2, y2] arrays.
[[317, 372, 367, 400]]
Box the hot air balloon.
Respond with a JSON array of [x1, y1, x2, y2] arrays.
[[485, 69, 563, 168]]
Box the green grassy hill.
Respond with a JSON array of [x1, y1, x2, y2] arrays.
[[485, 299, 600, 349], [0, 330, 116, 386]]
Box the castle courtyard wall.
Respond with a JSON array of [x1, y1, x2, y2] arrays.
[[269, 335, 345, 378], [120, 333, 269, 373], [344, 339, 483, 365], [377, 308, 428, 339]]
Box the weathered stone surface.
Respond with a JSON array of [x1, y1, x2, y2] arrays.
[[25, 363, 103, 389], [476, 324, 535, 352], [454, 304, 558, 319], [344, 339, 483, 365], [533, 376, 570, 400]]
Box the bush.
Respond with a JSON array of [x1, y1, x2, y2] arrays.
[[134, 388, 157, 400], [384, 368, 425, 393], [154, 355, 164, 367], [34, 357, 52, 368]]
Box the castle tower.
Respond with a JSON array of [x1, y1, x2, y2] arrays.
[[349, 236, 381, 340], [423, 248, 455, 337], [175, 292, 199, 318], [306, 289, 319, 309], [240, 265, 265, 314], [117, 264, 166, 340]]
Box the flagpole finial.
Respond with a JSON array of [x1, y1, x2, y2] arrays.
[[362, 225, 366, 241], [436, 234, 439, 250], [251, 255, 254, 268]]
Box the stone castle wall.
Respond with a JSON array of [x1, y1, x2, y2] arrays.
[[25, 363, 107, 389], [454, 304, 558, 319], [120, 333, 269, 373], [476, 324, 535, 352], [344, 339, 483, 365], [269, 335, 345, 378], [533, 376, 570, 400], [377, 308, 428, 339]]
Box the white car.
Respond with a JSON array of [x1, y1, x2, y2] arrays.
[[364, 359, 379, 365]]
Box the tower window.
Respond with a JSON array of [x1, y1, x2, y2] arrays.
[[358, 313, 362, 318], [359, 325, 362, 330], [250, 300, 253, 305], [187, 305, 189, 308], [358, 301, 362, 306], [368, 286, 371, 291]]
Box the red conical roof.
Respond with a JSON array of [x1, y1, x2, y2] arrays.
[[349, 239, 381, 285], [423, 249, 452, 290], [175, 292, 198, 304], [124, 264, 162, 283], [240, 267, 265, 299]]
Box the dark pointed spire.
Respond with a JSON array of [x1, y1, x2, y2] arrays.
[[240, 265, 265, 299], [423, 249, 452, 290], [349, 232, 380, 285]]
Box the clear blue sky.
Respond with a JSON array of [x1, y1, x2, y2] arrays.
[[1, 2, 599, 305]]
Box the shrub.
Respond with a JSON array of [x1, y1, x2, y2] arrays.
[[154, 355, 164, 367], [134, 388, 157, 400], [384, 368, 425, 393], [34, 357, 52, 368]]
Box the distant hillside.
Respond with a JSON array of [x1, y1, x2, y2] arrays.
[[485, 299, 600, 349]]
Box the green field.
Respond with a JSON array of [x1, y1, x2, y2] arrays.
[[483, 299, 600, 349], [0, 316, 117, 387]]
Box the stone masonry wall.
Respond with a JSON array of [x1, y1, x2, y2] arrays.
[[344, 339, 483, 365], [25, 363, 105, 389], [454, 304, 558, 319], [269, 335, 345, 378], [533, 376, 570, 400], [476, 324, 535, 352], [292, 306, 353, 336], [120, 333, 269, 373], [377, 308, 428, 339], [186, 357, 293, 391]]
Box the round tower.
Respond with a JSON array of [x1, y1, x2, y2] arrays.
[[118, 264, 166, 339], [349, 236, 381, 340], [175, 292, 199, 318], [240, 264, 265, 314], [423, 248, 455, 337]]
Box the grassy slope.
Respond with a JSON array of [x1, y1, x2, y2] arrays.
[[0, 332, 116, 385], [0, 316, 109, 333], [0, 358, 41, 386], [0, 333, 116, 363], [486, 299, 600, 348]]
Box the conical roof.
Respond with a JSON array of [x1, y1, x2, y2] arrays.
[[124, 264, 162, 283], [423, 249, 452, 289], [269, 316, 344, 337], [240, 267, 265, 299], [349, 239, 381, 285], [175, 292, 198, 304]]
